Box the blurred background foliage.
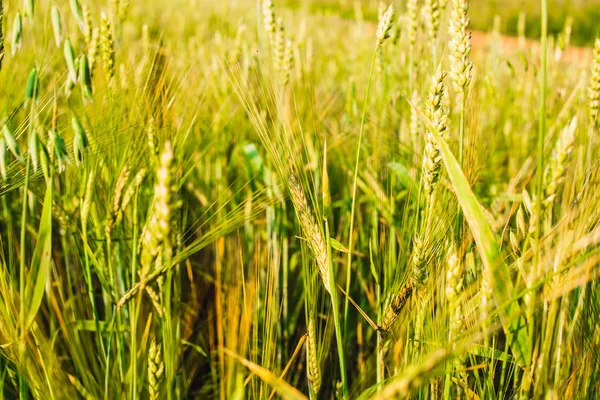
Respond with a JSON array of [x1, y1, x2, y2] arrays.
[[283, 0, 600, 46]]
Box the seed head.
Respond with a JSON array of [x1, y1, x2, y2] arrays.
[[448, 0, 473, 100], [288, 172, 330, 293], [376, 4, 395, 46], [100, 12, 115, 80], [588, 38, 600, 122], [422, 68, 449, 198]]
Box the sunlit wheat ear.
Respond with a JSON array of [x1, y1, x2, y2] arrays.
[[100, 12, 115, 81], [306, 317, 321, 394], [140, 141, 180, 276], [119, 0, 130, 21], [422, 68, 449, 199], [105, 165, 130, 240], [288, 172, 330, 293], [282, 39, 293, 85], [424, 0, 441, 43], [82, 4, 93, 46], [376, 4, 395, 46], [543, 117, 577, 208], [407, 0, 419, 51], [119, 169, 147, 216], [262, 0, 276, 36], [87, 27, 99, 74], [448, 0, 473, 103], [273, 17, 286, 73], [148, 337, 164, 400], [588, 38, 600, 123], [147, 118, 159, 162]]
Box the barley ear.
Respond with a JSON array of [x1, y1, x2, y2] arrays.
[[288, 172, 331, 293]]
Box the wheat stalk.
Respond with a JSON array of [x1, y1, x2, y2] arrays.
[[543, 117, 577, 209]]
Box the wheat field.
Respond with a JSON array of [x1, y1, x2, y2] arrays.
[[0, 0, 599, 398]]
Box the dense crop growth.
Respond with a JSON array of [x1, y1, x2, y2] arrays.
[[0, 0, 599, 398]]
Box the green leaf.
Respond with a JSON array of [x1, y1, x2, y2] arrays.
[[467, 343, 515, 363], [330, 237, 349, 253], [24, 180, 53, 330], [182, 339, 208, 357], [409, 99, 531, 368], [72, 320, 127, 333]]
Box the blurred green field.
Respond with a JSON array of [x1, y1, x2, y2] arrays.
[[288, 0, 600, 45]]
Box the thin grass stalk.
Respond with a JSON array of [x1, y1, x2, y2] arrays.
[[535, 0, 548, 260], [529, 0, 548, 390], [344, 47, 377, 337]]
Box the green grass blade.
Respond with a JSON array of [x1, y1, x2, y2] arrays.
[[24, 180, 53, 330]]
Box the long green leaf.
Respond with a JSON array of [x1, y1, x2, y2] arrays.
[[409, 99, 531, 367], [24, 180, 53, 330]]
